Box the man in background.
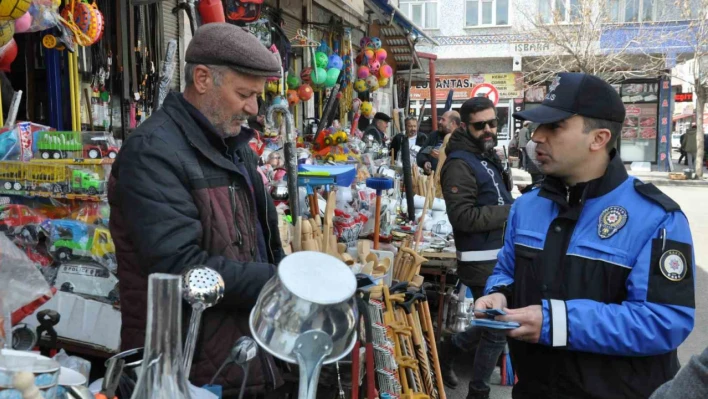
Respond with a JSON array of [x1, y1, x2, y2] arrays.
[[418, 110, 461, 175], [363, 112, 391, 145], [390, 116, 427, 161]]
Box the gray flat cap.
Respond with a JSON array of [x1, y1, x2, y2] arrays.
[[185, 23, 281, 78]]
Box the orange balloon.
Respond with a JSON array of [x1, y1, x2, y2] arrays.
[[287, 89, 300, 106], [298, 84, 313, 101]]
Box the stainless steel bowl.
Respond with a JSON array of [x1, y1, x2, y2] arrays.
[[270, 181, 289, 200], [249, 252, 358, 365]]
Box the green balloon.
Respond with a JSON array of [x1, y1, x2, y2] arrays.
[[287, 74, 301, 89], [311, 68, 327, 85], [324, 68, 340, 88], [315, 52, 329, 69]]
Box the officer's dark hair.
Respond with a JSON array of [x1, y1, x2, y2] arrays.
[[459, 97, 496, 125], [582, 116, 622, 151]]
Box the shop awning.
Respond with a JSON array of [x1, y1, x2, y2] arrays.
[[363, 0, 439, 47], [673, 114, 694, 122]]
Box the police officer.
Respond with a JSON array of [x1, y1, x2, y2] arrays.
[[438, 97, 513, 399], [475, 72, 696, 398]]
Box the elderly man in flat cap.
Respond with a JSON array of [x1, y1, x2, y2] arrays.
[[363, 111, 391, 145], [108, 24, 285, 396]]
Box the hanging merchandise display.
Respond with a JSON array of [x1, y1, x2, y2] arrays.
[[352, 36, 391, 95], [0, 0, 31, 20]]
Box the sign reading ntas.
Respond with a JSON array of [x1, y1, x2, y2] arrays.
[[410, 73, 523, 100]]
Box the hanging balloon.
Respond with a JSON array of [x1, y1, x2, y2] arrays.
[[61, 2, 92, 34], [301, 67, 313, 84], [366, 75, 379, 91], [375, 49, 387, 63], [311, 67, 327, 85], [266, 80, 280, 94], [13, 11, 30, 33], [327, 54, 343, 70], [0, 22, 13, 47], [368, 60, 381, 75], [361, 101, 373, 117], [298, 84, 314, 101], [87, 4, 104, 44], [364, 49, 374, 61], [286, 74, 301, 90], [286, 90, 300, 106], [315, 51, 329, 69], [359, 37, 371, 49], [0, 38, 17, 72], [273, 95, 286, 106], [0, 0, 30, 20], [324, 68, 340, 88], [370, 37, 382, 49], [357, 66, 370, 80], [379, 64, 393, 79], [378, 76, 389, 88], [354, 79, 368, 93]]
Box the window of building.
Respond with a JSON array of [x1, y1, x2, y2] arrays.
[[400, 0, 439, 29], [466, 0, 510, 26], [607, 0, 655, 22], [539, 0, 582, 23]]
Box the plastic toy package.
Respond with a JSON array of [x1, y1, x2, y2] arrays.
[[33, 131, 120, 161], [41, 219, 116, 273], [0, 122, 51, 162], [0, 234, 53, 326]]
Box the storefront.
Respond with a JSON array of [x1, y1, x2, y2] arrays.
[[409, 72, 524, 145], [524, 78, 665, 164]]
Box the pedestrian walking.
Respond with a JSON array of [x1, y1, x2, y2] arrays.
[[684, 123, 697, 170]]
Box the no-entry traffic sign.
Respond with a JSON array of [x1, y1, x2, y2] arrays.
[[471, 83, 500, 106]]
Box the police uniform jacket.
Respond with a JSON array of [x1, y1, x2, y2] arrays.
[[485, 151, 695, 399]]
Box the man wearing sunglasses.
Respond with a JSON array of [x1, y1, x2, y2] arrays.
[[438, 97, 514, 399], [475, 73, 695, 398]]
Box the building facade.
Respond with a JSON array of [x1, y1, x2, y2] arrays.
[[400, 0, 701, 167]]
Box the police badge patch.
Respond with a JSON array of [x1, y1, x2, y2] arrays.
[[598, 206, 628, 239], [659, 250, 688, 281]]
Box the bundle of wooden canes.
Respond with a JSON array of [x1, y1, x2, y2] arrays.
[[362, 283, 446, 399]]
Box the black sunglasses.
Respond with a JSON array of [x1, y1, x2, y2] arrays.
[[469, 119, 498, 130]]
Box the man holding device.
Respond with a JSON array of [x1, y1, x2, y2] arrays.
[[475, 72, 695, 398]]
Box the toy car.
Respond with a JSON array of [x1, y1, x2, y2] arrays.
[[44, 219, 117, 269], [0, 204, 47, 231]]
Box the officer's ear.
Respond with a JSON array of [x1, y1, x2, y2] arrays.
[[589, 128, 612, 152]]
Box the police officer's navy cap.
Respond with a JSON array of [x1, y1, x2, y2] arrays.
[[513, 73, 625, 124]]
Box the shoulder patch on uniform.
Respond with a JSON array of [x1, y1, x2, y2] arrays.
[[633, 180, 681, 212]]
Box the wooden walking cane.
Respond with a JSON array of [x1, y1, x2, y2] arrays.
[[398, 293, 436, 398], [419, 288, 446, 399], [414, 172, 435, 251]]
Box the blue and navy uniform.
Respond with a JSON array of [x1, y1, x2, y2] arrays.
[[485, 152, 695, 399]]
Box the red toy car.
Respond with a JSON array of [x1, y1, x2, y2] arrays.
[[0, 204, 47, 231]]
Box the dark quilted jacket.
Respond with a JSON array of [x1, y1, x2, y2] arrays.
[[108, 93, 284, 396]]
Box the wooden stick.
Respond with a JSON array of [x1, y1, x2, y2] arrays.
[[421, 296, 446, 399], [414, 172, 435, 251], [434, 132, 453, 198], [292, 216, 302, 252]]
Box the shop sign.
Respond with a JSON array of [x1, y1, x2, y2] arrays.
[[675, 93, 693, 102], [410, 73, 523, 101], [513, 42, 552, 53], [657, 77, 672, 171]]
